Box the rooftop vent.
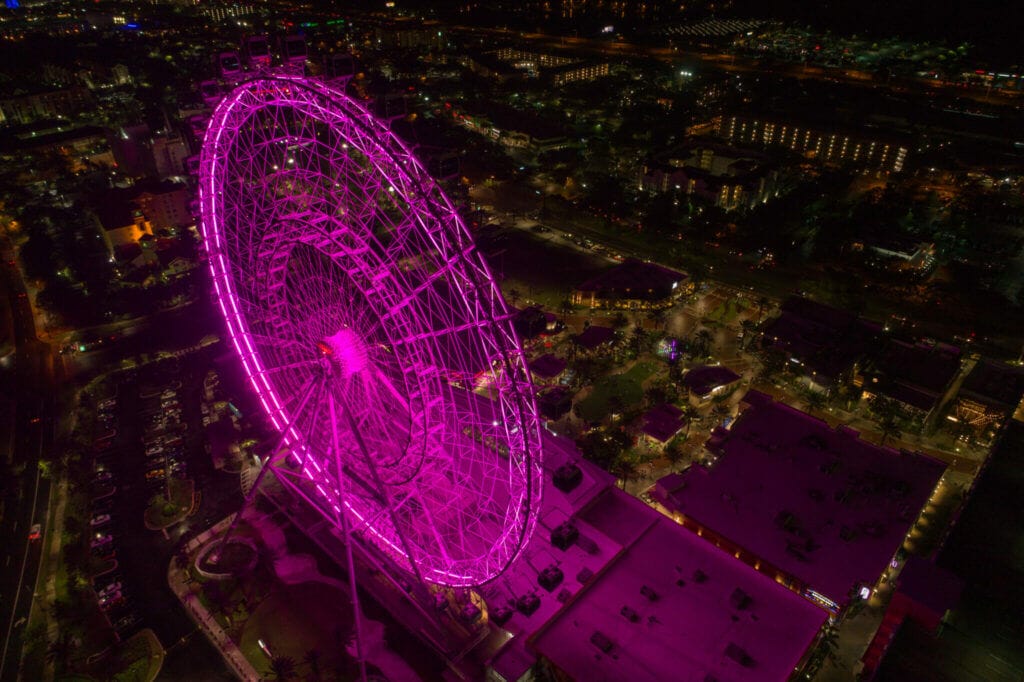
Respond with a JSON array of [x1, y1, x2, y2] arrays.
[[459, 602, 481, 625], [491, 605, 514, 626], [538, 565, 565, 592], [640, 585, 659, 602], [693, 569, 708, 583], [620, 605, 640, 623], [551, 521, 579, 550], [724, 642, 755, 668], [516, 593, 541, 616], [577, 567, 595, 584], [554, 463, 583, 492], [590, 631, 614, 654], [730, 588, 752, 610]]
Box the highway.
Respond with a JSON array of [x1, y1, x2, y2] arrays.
[[450, 25, 1019, 106], [0, 254, 55, 682]]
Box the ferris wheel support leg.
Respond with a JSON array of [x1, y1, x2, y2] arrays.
[[327, 384, 369, 682], [214, 376, 320, 560]]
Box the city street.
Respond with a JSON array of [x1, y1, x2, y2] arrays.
[[0, 258, 55, 682]]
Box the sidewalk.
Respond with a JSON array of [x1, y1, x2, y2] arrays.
[[167, 515, 261, 682]]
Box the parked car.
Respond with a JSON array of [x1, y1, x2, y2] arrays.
[[90, 533, 113, 549], [97, 581, 122, 598], [98, 591, 124, 609], [28, 523, 42, 542], [90, 514, 111, 527]]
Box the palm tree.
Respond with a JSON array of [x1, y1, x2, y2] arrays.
[[804, 390, 827, 416], [269, 655, 297, 681], [610, 311, 629, 330], [630, 326, 649, 355], [694, 329, 713, 358], [879, 415, 902, 446], [612, 457, 638, 492], [712, 402, 731, 426], [646, 307, 667, 331], [303, 649, 322, 680], [665, 443, 686, 471], [558, 299, 574, 323], [46, 630, 74, 672], [756, 296, 770, 323], [739, 319, 757, 349]]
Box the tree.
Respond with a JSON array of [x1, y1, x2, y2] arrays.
[[303, 649, 322, 680], [665, 443, 686, 471], [507, 288, 522, 308], [756, 296, 770, 323], [739, 319, 757, 349], [558, 299, 574, 323], [630, 326, 649, 356], [646, 307, 667, 331], [611, 456, 638, 492], [803, 390, 827, 416], [879, 415, 902, 446], [269, 656, 297, 681], [693, 329, 713, 358], [46, 630, 74, 672]]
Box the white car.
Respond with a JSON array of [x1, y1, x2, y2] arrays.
[[90, 514, 111, 527]]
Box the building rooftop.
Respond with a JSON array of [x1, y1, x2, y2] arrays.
[[529, 353, 567, 379], [483, 409, 825, 682], [684, 365, 742, 397], [640, 403, 686, 443], [763, 296, 881, 384], [868, 340, 961, 412], [875, 421, 1024, 681], [531, 490, 827, 682], [959, 359, 1024, 411], [652, 391, 946, 607], [574, 325, 615, 350], [576, 259, 687, 302]]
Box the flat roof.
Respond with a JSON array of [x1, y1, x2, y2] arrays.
[[874, 421, 1024, 681], [641, 403, 686, 443], [763, 297, 881, 382], [653, 391, 946, 606], [870, 340, 961, 411], [575, 325, 615, 350], [959, 359, 1024, 410], [683, 365, 742, 396], [530, 353, 567, 379], [532, 490, 827, 682]]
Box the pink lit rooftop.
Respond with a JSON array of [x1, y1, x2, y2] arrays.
[[531, 490, 826, 682], [653, 391, 946, 607], [483, 428, 826, 681]]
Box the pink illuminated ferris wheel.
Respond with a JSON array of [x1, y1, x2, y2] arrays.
[[198, 76, 543, 587]]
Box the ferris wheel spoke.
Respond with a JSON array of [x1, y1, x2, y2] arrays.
[[200, 75, 542, 586]]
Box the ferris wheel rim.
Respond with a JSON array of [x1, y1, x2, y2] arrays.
[[197, 75, 543, 587]]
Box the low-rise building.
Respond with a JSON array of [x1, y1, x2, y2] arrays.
[[857, 340, 962, 421], [572, 259, 688, 310], [639, 403, 687, 447], [641, 140, 779, 211], [482, 429, 827, 682], [683, 365, 742, 406], [951, 360, 1024, 442], [762, 296, 881, 392], [651, 390, 947, 617], [719, 113, 910, 172]]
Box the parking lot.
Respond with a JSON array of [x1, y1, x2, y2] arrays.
[[85, 347, 242, 679]]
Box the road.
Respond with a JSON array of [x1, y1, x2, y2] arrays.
[[0, 257, 55, 682], [450, 25, 1020, 107]]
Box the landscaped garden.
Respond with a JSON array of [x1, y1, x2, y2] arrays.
[[576, 360, 659, 422]]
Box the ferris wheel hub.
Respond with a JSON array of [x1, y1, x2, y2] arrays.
[[321, 328, 369, 378]]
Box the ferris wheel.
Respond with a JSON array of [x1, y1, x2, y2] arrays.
[[197, 75, 543, 587]]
